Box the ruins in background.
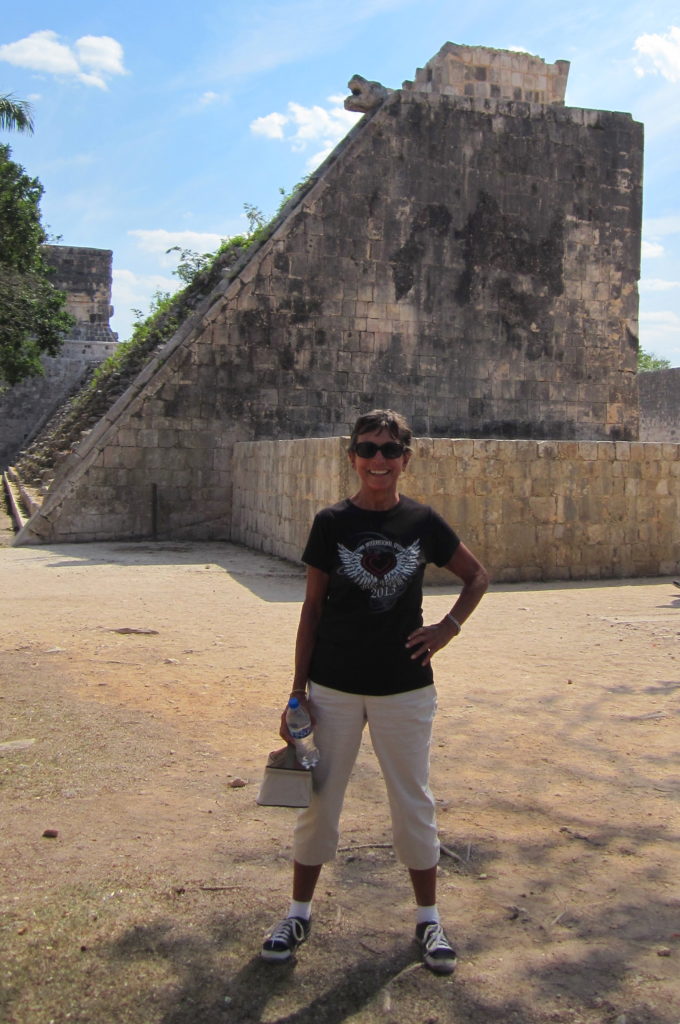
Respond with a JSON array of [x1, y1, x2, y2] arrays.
[[0, 246, 117, 469], [11, 44, 667, 576]]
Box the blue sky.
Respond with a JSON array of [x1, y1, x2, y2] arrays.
[[2, 1, 680, 365]]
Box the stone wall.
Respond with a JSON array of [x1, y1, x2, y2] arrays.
[[231, 437, 680, 582], [231, 438, 354, 564], [638, 367, 680, 442], [0, 247, 117, 470], [13, 46, 644, 547], [43, 245, 118, 345], [404, 42, 570, 105]]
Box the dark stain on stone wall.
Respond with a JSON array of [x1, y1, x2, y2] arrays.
[[454, 192, 564, 306], [391, 203, 453, 299]]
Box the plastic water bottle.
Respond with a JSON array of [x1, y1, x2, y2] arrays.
[[286, 697, 320, 769]]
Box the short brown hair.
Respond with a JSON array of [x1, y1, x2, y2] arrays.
[[348, 409, 413, 452]]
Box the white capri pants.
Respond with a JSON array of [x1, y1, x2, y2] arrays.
[[293, 681, 440, 871]]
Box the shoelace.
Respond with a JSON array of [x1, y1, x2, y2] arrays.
[[421, 922, 452, 954], [269, 918, 306, 944]]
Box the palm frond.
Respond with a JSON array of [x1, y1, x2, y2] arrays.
[[0, 94, 35, 134]]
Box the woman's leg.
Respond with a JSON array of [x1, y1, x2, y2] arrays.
[[292, 684, 366, 865], [293, 860, 322, 901], [366, 686, 456, 974], [263, 685, 366, 962], [409, 865, 437, 906], [366, 685, 439, 871]]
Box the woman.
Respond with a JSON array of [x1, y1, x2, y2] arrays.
[[262, 410, 489, 973]]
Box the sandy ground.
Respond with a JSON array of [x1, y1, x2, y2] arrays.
[[0, 527, 679, 1024]]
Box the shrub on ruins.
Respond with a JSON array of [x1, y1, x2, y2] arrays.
[[637, 347, 671, 372], [14, 180, 316, 486], [13, 230, 255, 486], [76, 201, 275, 396], [0, 144, 73, 388], [166, 203, 269, 286]]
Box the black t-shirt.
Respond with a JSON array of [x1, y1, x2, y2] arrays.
[[302, 495, 461, 695]]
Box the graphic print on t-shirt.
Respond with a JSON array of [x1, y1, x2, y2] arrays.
[[337, 534, 422, 611]]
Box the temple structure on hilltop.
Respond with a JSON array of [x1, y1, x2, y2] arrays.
[[13, 43, 643, 545]]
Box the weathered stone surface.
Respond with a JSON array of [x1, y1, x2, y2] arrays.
[[639, 368, 680, 442], [43, 245, 117, 344], [230, 437, 680, 581], [403, 42, 570, 105], [13, 45, 644, 548]]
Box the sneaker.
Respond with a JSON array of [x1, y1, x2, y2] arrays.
[[261, 916, 311, 962], [415, 921, 457, 975]]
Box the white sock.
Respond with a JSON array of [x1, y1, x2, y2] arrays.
[[416, 904, 440, 925], [288, 899, 312, 921]]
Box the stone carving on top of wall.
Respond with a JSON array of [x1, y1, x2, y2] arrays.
[[344, 74, 393, 112], [403, 42, 570, 105], [345, 45, 571, 114]]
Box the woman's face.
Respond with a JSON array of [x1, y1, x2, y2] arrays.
[[349, 427, 410, 496]]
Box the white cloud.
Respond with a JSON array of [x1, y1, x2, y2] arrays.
[[250, 96, 361, 168], [633, 25, 680, 82], [251, 111, 288, 139], [638, 310, 680, 364], [306, 145, 336, 170], [77, 73, 107, 90], [640, 278, 680, 291], [288, 101, 357, 149], [112, 268, 177, 306], [129, 228, 225, 264], [643, 214, 680, 237], [75, 35, 126, 76], [180, 90, 230, 116], [111, 269, 178, 340], [0, 30, 79, 75], [113, 228, 236, 336], [641, 240, 665, 258], [0, 30, 128, 90], [641, 310, 680, 326]]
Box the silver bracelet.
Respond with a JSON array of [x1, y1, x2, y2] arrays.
[[445, 613, 462, 634]]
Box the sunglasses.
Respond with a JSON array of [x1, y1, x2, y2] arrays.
[[353, 441, 406, 459]]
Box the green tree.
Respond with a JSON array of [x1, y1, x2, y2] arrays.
[[637, 347, 671, 372], [0, 144, 73, 387], [0, 93, 34, 134]]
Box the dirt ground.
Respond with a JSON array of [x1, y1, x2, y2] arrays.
[[1, 521, 679, 1024]]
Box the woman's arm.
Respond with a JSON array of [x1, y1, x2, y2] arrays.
[[280, 565, 329, 740], [405, 542, 489, 666], [440, 542, 490, 628]]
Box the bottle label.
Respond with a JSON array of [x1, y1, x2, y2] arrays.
[[290, 726, 312, 739]]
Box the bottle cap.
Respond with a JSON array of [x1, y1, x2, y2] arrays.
[[288, 697, 300, 709]]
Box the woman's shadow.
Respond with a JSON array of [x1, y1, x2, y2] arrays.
[[161, 945, 419, 1024]]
